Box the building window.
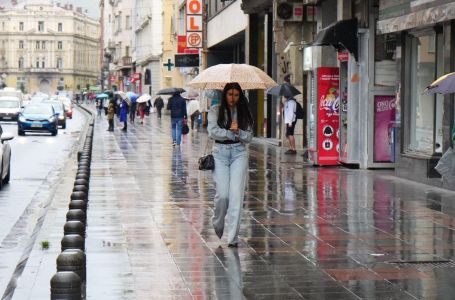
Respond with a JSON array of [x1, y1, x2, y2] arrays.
[[125, 15, 130, 29], [407, 30, 444, 154], [57, 58, 63, 69], [42, 60, 45, 68], [42, 41, 46, 50], [16, 77, 26, 92], [125, 46, 129, 57], [19, 22, 24, 31], [19, 40, 24, 49], [36, 58, 40, 68], [36, 41, 40, 49], [18, 57, 24, 69], [58, 41, 63, 50], [58, 23, 62, 32], [374, 33, 397, 87], [38, 21, 44, 32]]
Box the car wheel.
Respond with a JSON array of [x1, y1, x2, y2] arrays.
[[51, 130, 58, 136], [4, 164, 10, 184], [18, 129, 25, 136]]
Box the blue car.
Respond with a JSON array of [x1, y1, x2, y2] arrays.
[[17, 104, 59, 136]]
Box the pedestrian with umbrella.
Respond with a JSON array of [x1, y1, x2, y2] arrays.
[[267, 83, 303, 155], [116, 91, 131, 132], [127, 92, 138, 124], [137, 93, 150, 125], [188, 63, 277, 247], [96, 93, 108, 117]]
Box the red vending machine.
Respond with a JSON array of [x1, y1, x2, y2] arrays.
[[308, 67, 340, 166]]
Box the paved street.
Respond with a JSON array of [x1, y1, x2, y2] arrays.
[[79, 111, 455, 300], [0, 109, 86, 299]]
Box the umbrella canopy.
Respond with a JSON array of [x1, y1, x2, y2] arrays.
[[187, 63, 278, 90], [115, 91, 131, 105], [424, 72, 455, 94], [267, 83, 301, 98], [96, 93, 109, 99], [126, 91, 138, 102], [181, 90, 199, 99], [137, 93, 151, 103], [156, 87, 186, 95]]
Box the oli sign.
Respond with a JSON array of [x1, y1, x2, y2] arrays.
[[186, 0, 203, 48]]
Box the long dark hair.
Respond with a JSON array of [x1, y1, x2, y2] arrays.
[[217, 83, 253, 131]]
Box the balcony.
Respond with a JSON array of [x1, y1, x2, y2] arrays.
[[122, 56, 132, 66]]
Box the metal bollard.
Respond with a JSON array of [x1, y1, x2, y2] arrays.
[[64, 221, 85, 238], [69, 200, 87, 212], [73, 185, 88, 194], [61, 234, 85, 251], [57, 249, 86, 282], [66, 209, 86, 223], [71, 191, 87, 201], [74, 179, 88, 187], [50, 271, 81, 300]]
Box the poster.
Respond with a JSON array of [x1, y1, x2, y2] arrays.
[[374, 95, 396, 162], [317, 67, 340, 165]]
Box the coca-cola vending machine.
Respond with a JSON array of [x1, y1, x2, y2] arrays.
[[308, 67, 340, 166]]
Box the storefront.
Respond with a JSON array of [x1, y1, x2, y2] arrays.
[[377, 1, 455, 190]]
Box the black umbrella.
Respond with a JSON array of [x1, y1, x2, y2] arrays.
[[266, 83, 301, 98], [156, 87, 186, 95]]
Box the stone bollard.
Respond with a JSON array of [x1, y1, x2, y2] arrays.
[[74, 179, 88, 187], [69, 200, 87, 212], [64, 221, 85, 238], [71, 191, 87, 202], [73, 185, 88, 194], [66, 209, 86, 223], [61, 234, 85, 251], [50, 271, 81, 300], [57, 250, 86, 282]]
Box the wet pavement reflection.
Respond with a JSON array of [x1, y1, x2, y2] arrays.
[[87, 113, 455, 299]]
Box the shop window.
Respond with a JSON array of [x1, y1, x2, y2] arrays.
[[374, 33, 396, 87], [407, 31, 443, 154]]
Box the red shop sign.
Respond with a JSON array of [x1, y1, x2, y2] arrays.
[[337, 51, 349, 62]]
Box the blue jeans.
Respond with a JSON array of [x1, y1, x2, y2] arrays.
[[212, 143, 248, 244], [171, 118, 183, 145]]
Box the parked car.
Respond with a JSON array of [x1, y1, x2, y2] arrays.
[[43, 100, 67, 129], [0, 124, 14, 189], [0, 96, 22, 121], [17, 104, 59, 136]]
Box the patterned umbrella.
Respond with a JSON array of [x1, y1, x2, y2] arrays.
[[115, 91, 131, 105], [187, 64, 278, 90]]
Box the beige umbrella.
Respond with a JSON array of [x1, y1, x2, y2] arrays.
[[187, 63, 278, 90], [115, 91, 131, 105]]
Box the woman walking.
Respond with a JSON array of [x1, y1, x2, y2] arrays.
[[207, 82, 253, 247], [138, 102, 146, 124], [107, 99, 115, 131], [119, 99, 129, 131]]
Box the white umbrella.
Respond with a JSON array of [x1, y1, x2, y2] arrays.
[[181, 90, 199, 99], [137, 93, 151, 103], [187, 63, 278, 90], [115, 91, 131, 105], [424, 72, 455, 94]]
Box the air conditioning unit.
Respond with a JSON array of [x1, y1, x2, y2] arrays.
[[275, 2, 303, 22]]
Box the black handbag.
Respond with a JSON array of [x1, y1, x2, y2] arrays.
[[199, 139, 214, 170], [182, 122, 189, 135]]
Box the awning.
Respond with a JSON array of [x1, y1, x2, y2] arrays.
[[312, 18, 358, 61]]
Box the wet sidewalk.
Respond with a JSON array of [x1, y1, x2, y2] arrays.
[[87, 112, 455, 300]]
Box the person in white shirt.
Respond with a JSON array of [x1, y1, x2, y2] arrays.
[[283, 96, 297, 154]]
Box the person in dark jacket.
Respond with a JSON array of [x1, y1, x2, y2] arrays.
[[168, 93, 187, 146], [120, 99, 129, 131], [154, 96, 164, 119]]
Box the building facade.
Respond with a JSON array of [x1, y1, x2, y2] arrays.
[[0, 1, 100, 94]]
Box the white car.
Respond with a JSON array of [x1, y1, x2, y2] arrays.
[[0, 96, 22, 121], [0, 125, 13, 190]]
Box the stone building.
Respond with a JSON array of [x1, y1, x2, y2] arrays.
[[0, 1, 100, 94]]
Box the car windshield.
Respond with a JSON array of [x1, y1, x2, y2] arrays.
[[0, 100, 19, 108], [23, 105, 53, 115]]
